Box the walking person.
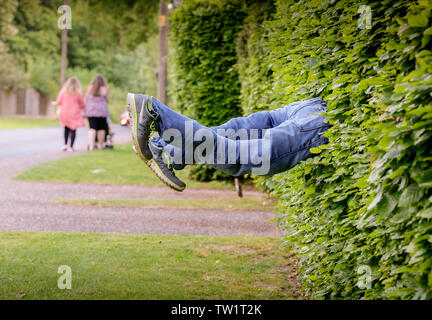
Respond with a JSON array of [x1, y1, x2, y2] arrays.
[[127, 93, 331, 192], [85, 74, 110, 150], [52, 77, 85, 152]]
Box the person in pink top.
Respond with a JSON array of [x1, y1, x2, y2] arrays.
[[52, 77, 85, 152]]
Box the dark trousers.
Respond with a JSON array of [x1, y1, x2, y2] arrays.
[[64, 126, 76, 147]]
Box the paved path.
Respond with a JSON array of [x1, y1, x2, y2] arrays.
[[0, 125, 130, 159], [0, 125, 281, 237]]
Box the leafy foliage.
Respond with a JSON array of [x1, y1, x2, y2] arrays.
[[235, 0, 275, 115], [3, 0, 158, 96], [241, 0, 432, 299], [170, 0, 247, 181], [0, 0, 27, 90], [170, 0, 245, 126]]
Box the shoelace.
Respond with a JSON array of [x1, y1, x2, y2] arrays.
[[150, 121, 156, 131], [147, 101, 159, 137], [163, 151, 173, 171], [152, 141, 174, 172]]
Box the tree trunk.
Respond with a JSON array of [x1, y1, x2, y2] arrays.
[[234, 178, 243, 198], [60, 0, 69, 87], [158, 0, 168, 104]]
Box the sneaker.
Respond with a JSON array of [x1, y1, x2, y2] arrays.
[[62, 144, 68, 151], [127, 93, 158, 161], [134, 140, 186, 192]]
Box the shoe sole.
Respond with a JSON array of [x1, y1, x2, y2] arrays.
[[127, 93, 151, 163], [132, 145, 185, 192]]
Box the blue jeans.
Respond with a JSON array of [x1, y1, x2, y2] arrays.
[[150, 97, 330, 176]]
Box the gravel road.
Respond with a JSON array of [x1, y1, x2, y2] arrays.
[[0, 125, 281, 237]]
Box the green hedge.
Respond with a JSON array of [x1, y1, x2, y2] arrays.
[[170, 0, 245, 126], [248, 0, 432, 299], [235, 0, 275, 115], [172, 0, 432, 298], [170, 0, 247, 181]]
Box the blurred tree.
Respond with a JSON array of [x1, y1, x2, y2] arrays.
[[0, 0, 27, 90], [3, 0, 158, 96]]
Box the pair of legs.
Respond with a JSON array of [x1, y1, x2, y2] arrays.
[[128, 94, 330, 191], [152, 97, 330, 176], [104, 122, 114, 148], [63, 126, 76, 151], [87, 117, 107, 150]]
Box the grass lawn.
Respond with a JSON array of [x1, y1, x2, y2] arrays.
[[0, 231, 299, 300], [0, 117, 59, 130], [57, 198, 275, 212], [16, 143, 232, 190]]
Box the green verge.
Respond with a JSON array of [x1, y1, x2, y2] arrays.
[[56, 198, 276, 212], [15, 143, 233, 190], [0, 117, 59, 130], [0, 231, 299, 300]]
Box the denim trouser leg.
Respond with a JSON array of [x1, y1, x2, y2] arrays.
[[150, 97, 330, 176], [210, 100, 305, 138]]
